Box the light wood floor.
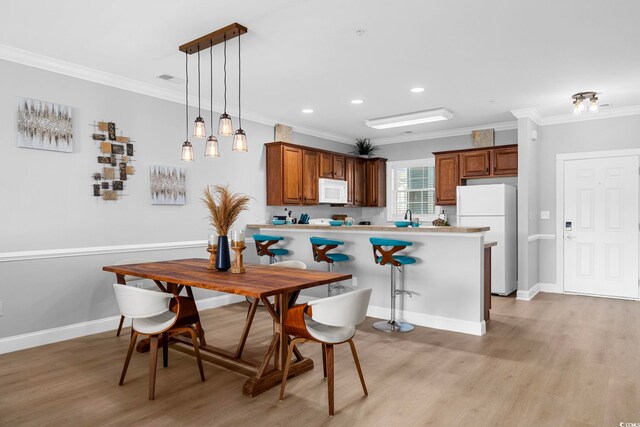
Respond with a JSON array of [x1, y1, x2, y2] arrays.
[[1, 293, 639, 426]]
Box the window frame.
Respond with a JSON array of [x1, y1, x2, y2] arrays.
[[386, 158, 438, 222]]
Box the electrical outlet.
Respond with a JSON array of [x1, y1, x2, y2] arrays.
[[352, 277, 358, 287], [540, 211, 550, 220]]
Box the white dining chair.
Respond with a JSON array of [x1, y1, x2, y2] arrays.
[[269, 260, 307, 270], [112, 284, 205, 400], [279, 288, 372, 416], [113, 258, 157, 336]]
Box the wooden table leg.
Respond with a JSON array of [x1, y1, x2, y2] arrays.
[[278, 291, 289, 371]]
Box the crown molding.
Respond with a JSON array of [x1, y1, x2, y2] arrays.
[[540, 105, 640, 126], [371, 121, 517, 146], [510, 108, 543, 125], [0, 43, 354, 146]]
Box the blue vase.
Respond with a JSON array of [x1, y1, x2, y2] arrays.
[[215, 235, 231, 272]]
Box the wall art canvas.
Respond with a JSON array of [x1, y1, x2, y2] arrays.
[[150, 165, 186, 205], [471, 129, 495, 147], [17, 97, 73, 152]]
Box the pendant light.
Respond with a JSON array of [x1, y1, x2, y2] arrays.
[[193, 48, 206, 138], [218, 35, 233, 136], [205, 43, 220, 157], [232, 31, 248, 152], [181, 52, 194, 161]]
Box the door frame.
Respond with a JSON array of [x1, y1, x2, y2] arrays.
[[555, 148, 640, 297]]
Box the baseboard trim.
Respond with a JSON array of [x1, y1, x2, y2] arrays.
[[0, 294, 245, 355], [366, 304, 486, 336], [516, 283, 541, 301], [538, 282, 562, 294]]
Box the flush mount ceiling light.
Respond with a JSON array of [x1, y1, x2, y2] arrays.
[[365, 108, 453, 130], [302, 109, 314, 113], [178, 23, 247, 160], [410, 87, 425, 93], [351, 99, 364, 104], [572, 91, 599, 115]]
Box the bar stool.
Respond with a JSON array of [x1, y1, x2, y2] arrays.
[[310, 237, 349, 296], [369, 237, 416, 333], [253, 234, 289, 264]]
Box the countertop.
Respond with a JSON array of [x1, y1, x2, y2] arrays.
[[246, 224, 489, 233]]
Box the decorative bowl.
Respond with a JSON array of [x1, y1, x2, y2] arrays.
[[272, 219, 286, 225], [394, 220, 412, 228], [329, 220, 344, 226]]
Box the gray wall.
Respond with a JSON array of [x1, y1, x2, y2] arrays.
[[0, 58, 351, 338], [536, 115, 640, 284]]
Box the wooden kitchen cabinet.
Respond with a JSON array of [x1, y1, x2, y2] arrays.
[[435, 153, 460, 205], [492, 146, 518, 176], [366, 158, 387, 207], [345, 157, 367, 206], [266, 143, 318, 205], [461, 150, 491, 178], [319, 152, 345, 180]]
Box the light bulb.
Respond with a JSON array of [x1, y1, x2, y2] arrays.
[[589, 97, 599, 113], [218, 113, 233, 136], [193, 117, 206, 138], [577, 99, 586, 113], [181, 141, 194, 161], [232, 128, 248, 152], [205, 135, 220, 157]]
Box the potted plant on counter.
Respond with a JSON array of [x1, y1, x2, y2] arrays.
[[352, 138, 377, 157], [202, 185, 250, 271]]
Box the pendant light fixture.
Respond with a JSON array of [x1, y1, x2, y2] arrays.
[[205, 43, 220, 157], [218, 35, 234, 136], [193, 48, 206, 138], [181, 52, 194, 161], [232, 31, 248, 152]]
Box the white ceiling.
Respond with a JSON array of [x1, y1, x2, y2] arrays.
[[2, 0, 639, 143]]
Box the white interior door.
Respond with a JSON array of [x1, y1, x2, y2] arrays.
[[563, 156, 639, 299]]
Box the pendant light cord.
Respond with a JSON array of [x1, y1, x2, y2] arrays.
[[210, 44, 213, 125], [223, 36, 228, 114], [197, 49, 201, 116], [185, 52, 189, 139], [238, 33, 242, 129]]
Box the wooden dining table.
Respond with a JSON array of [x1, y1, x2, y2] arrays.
[[103, 258, 351, 397]]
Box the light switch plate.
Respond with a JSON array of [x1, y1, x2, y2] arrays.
[[540, 211, 550, 220], [0, 301, 3, 316], [352, 277, 358, 287]]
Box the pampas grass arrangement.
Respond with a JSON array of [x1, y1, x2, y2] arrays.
[[202, 185, 250, 236]]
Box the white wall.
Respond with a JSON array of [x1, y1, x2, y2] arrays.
[[536, 115, 640, 284], [0, 58, 351, 339]]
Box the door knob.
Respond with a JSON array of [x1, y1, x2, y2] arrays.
[[565, 235, 574, 240]]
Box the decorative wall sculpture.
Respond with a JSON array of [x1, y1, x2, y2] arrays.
[[150, 166, 186, 205], [91, 121, 135, 201], [17, 97, 73, 152]]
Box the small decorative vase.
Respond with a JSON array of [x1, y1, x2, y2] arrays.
[[215, 235, 231, 272]]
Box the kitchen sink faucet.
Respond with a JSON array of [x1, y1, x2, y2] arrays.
[[404, 209, 412, 222]]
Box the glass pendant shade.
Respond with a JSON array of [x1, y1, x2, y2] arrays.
[[232, 128, 248, 152], [589, 97, 599, 113], [218, 113, 233, 136], [205, 135, 220, 157], [193, 117, 206, 138], [181, 141, 194, 161]]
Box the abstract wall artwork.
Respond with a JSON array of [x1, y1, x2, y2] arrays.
[[91, 121, 135, 201], [150, 166, 186, 205], [17, 97, 73, 152], [471, 129, 495, 148]]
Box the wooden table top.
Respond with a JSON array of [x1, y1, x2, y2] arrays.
[[103, 258, 352, 298]]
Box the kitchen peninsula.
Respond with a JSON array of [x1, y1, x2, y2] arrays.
[[247, 224, 490, 336]]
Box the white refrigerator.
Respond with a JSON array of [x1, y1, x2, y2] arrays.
[[456, 184, 517, 295]]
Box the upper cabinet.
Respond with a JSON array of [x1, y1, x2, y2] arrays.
[[433, 144, 518, 205], [266, 142, 386, 206], [319, 152, 345, 180]]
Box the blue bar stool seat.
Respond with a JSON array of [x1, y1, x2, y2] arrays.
[[253, 234, 289, 264], [310, 237, 350, 296], [369, 237, 417, 333]]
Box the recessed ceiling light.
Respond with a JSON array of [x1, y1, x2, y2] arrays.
[[365, 108, 453, 130], [302, 109, 314, 114], [351, 99, 364, 104], [410, 87, 425, 93]]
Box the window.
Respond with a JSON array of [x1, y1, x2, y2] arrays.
[[386, 158, 437, 221]]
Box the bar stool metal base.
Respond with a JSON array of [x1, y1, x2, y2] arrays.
[[373, 319, 414, 333]]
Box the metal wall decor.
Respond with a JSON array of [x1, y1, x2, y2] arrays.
[[17, 97, 73, 153], [90, 121, 136, 201]]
